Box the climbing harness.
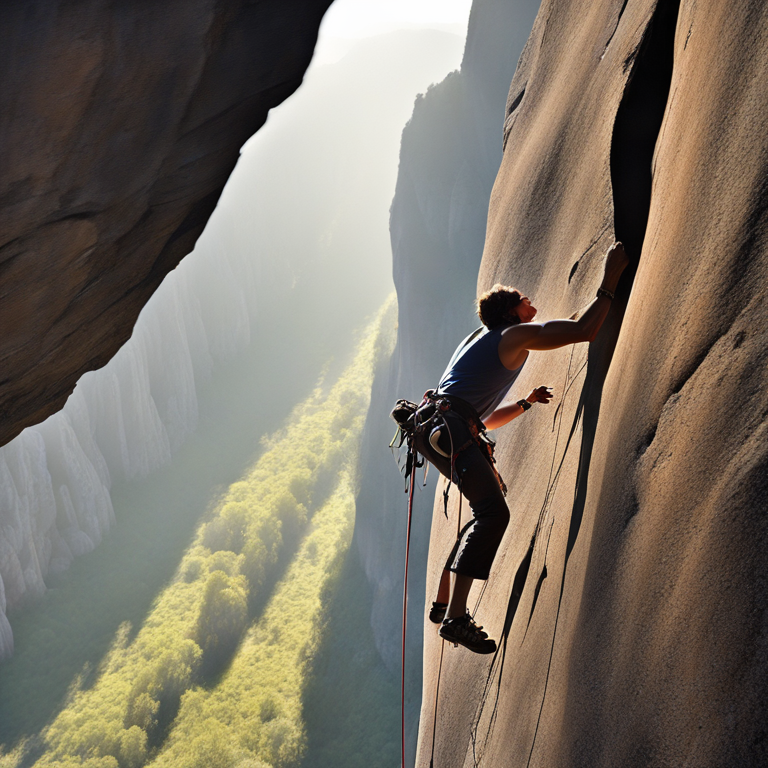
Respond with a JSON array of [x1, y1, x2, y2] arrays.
[[390, 390, 507, 768]]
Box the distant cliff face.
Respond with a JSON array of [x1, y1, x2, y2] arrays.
[[353, 1, 540, 763], [356, 0, 541, 668], [0, 0, 331, 447], [418, 1, 768, 766]]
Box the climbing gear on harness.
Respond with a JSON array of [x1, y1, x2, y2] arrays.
[[392, 390, 505, 490], [439, 613, 496, 654], [429, 427, 450, 457], [419, 390, 507, 508], [596, 286, 615, 300]]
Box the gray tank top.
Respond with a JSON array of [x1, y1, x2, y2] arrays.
[[436, 324, 525, 421]]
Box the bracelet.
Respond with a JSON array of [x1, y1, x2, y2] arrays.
[[517, 399, 532, 411], [596, 287, 615, 300]]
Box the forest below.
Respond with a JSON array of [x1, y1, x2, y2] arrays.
[[0, 302, 400, 768]]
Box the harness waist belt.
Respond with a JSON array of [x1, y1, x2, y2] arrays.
[[436, 394, 484, 430]]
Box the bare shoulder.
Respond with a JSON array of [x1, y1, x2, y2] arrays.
[[498, 324, 541, 369]]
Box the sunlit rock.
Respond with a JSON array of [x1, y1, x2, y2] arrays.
[[79, 339, 172, 481], [416, 0, 768, 765], [35, 413, 114, 544], [0, 432, 57, 613]]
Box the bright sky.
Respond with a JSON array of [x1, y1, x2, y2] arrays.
[[314, 0, 473, 64]]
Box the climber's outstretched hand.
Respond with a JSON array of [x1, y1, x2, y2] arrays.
[[527, 386, 553, 404], [605, 241, 629, 281]]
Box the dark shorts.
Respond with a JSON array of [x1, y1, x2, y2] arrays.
[[414, 409, 510, 580]]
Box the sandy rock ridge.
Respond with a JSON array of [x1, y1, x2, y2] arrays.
[[417, 0, 768, 766]]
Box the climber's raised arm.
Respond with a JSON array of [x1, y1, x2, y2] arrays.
[[498, 242, 628, 363]]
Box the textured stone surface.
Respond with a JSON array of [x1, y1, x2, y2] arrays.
[[416, 0, 768, 765], [0, 0, 331, 447]]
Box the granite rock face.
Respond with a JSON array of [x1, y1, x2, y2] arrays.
[[417, 0, 768, 766], [0, 0, 331, 448]]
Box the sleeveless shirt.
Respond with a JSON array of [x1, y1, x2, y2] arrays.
[[436, 324, 525, 421]]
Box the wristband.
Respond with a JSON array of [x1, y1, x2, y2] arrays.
[[596, 287, 615, 300], [517, 399, 532, 411]]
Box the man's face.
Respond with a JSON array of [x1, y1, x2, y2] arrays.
[[515, 296, 537, 323]]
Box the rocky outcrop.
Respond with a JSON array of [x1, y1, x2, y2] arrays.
[[417, 0, 768, 766], [0, 0, 332, 448]]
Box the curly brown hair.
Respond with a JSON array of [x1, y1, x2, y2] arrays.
[[476, 284, 523, 328]]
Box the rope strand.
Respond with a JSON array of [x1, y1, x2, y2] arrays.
[[401, 442, 417, 768]]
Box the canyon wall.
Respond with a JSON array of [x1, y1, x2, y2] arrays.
[[0, 0, 332, 448], [417, 0, 768, 766]]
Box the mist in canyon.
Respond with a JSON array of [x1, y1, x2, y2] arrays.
[[0, 6, 471, 766]]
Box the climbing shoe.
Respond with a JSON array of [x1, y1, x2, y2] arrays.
[[428, 601, 448, 624], [439, 613, 496, 654]]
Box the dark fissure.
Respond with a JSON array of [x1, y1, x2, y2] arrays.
[[610, 0, 681, 260]]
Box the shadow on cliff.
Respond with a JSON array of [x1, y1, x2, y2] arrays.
[[469, 1, 681, 762]]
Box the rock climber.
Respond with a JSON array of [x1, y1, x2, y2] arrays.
[[413, 241, 629, 653]]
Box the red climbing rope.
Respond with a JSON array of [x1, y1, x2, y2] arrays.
[[401, 443, 417, 768]]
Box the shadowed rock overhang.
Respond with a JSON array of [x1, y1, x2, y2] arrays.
[[0, 0, 332, 447]]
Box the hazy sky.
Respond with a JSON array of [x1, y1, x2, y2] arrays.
[[314, 0, 473, 64]]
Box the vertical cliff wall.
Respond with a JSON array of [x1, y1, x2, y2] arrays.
[[417, 1, 768, 766], [0, 0, 332, 447]]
